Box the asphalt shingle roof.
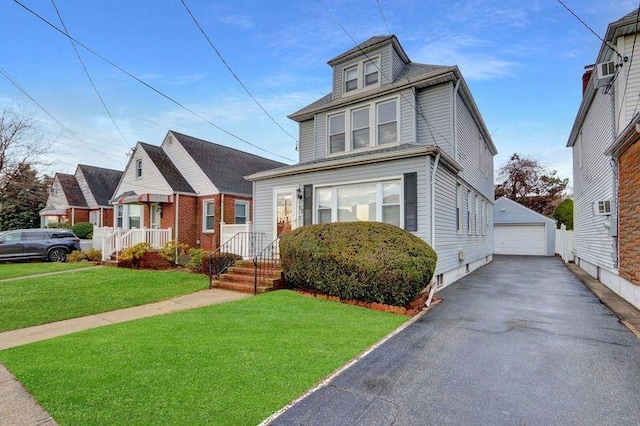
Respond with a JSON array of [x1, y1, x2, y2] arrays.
[[139, 142, 195, 193], [57, 173, 87, 207], [77, 164, 123, 206], [170, 131, 286, 195]]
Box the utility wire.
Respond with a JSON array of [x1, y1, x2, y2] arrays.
[[50, 0, 132, 150], [12, 0, 295, 163], [0, 65, 123, 163], [180, 0, 298, 146], [317, 0, 451, 148], [375, 0, 392, 35], [555, 0, 622, 58]]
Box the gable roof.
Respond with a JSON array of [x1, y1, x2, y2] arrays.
[[170, 131, 286, 195], [327, 35, 410, 66], [139, 142, 195, 193], [57, 173, 87, 207], [493, 196, 556, 225], [77, 164, 123, 207]]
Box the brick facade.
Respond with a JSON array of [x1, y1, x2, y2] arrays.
[[618, 136, 640, 285]]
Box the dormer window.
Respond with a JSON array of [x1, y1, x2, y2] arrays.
[[364, 59, 379, 86], [345, 67, 358, 92], [342, 56, 381, 95]]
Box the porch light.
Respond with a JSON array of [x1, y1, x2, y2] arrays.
[[296, 187, 303, 200]]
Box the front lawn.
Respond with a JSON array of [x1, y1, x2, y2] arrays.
[[0, 262, 96, 280], [0, 291, 407, 425], [0, 268, 208, 332]]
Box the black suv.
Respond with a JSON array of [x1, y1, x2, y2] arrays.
[[0, 228, 81, 262]]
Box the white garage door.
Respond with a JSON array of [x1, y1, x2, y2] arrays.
[[494, 224, 546, 256]]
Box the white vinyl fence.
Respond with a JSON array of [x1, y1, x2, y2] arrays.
[[555, 224, 574, 263]]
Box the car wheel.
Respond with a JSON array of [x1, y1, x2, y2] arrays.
[[48, 248, 67, 262]]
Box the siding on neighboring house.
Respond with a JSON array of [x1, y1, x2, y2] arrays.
[[116, 147, 174, 197], [417, 83, 453, 154], [161, 133, 217, 195], [616, 34, 640, 131], [456, 91, 494, 201], [75, 170, 97, 207], [618, 139, 640, 284], [252, 157, 431, 244], [573, 89, 617, 271]]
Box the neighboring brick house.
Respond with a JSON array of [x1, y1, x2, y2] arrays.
[[110, 130, 284, 251], [40, 165, 123, 227], [567, 9, 640, 310], [247, 35, 496, 289]]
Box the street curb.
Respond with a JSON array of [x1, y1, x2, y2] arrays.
[[565, 262, 640, 339], [260, 298, 443, 425]]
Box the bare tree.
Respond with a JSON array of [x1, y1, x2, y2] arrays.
[[495, 153, 569, 217]]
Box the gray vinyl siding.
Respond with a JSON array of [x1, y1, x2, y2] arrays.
[[391, 45, 405, 82], [433, 158, 493, 275], [416, 83, 453, 153], [332, 45, 392, 100], [252, 157, 430, 244], [314, 114, 327, 160], [573, 88, 617, 270], [456, 92, 494, 201], [298, 120, 315, 163], [617, 34, 640, 131], [399, 88, 416, 144]]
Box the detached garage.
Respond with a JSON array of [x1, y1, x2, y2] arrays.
[[493, 197, 556, 256]]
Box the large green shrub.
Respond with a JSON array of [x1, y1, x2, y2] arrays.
[[72, 222, 94, 239], [553, 199, 573, 230], [280, 222, 437, 306]]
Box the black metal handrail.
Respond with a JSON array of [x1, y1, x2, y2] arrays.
[[208, 232, 265, 288], [253, 236, 280, 295]]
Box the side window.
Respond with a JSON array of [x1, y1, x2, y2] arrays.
[[25, 232, 47, 240], [234, 201, 248, 225], [203, 200, 215, 232], [3, 232, 23, 242]]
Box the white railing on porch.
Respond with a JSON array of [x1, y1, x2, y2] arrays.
[[99, 228, 172, 261]]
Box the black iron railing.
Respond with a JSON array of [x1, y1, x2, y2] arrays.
[[208, 232, 265, 288], [253, 236, 280, 295]]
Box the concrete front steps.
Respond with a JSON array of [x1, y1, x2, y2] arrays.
[[210, 260, 286, 294]]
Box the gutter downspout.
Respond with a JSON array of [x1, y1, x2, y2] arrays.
[[220, 194, 225, 250], [452, 79, 461, 160], [610, 85, 618, 269], [426, 152, 441, 307]]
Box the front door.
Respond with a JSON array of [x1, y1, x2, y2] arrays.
[[274, 187, 299, 238]]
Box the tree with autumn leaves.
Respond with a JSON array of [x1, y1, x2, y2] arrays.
[[495, 153, 570, 218], [0, 108, 51, 230]]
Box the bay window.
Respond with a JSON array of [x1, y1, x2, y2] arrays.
[[128, 204, 142, 229]]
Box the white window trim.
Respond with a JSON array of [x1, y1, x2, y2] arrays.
[[203, 199, 215, 233], [313, 176, 403, 227], [326, 95, 399, 157], [135, 159, 143, 179], [234, 200, 249, 224], [342, 55, 381, 97], [467, 190, 473, 236], [456, 182, 463, 234]]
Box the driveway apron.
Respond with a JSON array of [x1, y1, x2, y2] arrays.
[[270, 255, 640, 425]]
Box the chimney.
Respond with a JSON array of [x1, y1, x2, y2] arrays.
[[582, 64, 595, 95]]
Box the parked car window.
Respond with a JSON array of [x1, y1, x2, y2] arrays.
[[51, 232, 74, 239], [24, 231, 49, 240], [1, 232, 22, 242]]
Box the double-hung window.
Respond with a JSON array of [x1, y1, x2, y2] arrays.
[[351, 108, 370, 150], [136, 159, 142, 178], [377, 100, 397, 145], [381, 181, 400, 225], [329, 114, 346, 154], [204, 200, 215, 232], [364, 59, 379, 86], [116, 205, 123, 228], [234, 201, 248, 224], [129, 204, 142, 229], [345, 67, 358, 92]]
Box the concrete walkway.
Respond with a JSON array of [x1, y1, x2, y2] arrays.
[[0, 288, 251, 426]]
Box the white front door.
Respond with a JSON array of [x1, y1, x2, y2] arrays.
[[274, 187, 299, 238]]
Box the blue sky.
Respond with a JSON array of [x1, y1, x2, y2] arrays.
[[0, 0, 637, 187]]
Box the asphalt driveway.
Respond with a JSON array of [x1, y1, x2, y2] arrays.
[[270, 255, 640, 425]]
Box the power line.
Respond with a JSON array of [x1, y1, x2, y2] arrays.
[[375, 0, 392, 35], [50, 0, 132, 151], [317, 0, 451, 148], [555, 0, 622, 58], [180, 0, 298, 146], [11, 0, 295, 163]]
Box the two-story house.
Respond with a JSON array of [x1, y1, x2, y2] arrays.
[[567, 9, 640, 310], [247, 35, 497, 288], [109, 130, 284, 254], [40, 164, 123, 227]]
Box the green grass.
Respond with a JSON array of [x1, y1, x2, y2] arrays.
[[0, 262, 96, 280], [0, 268, 208, 332], [0, 291, 407, 425]]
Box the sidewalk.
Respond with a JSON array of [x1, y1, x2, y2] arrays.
[[0, 288, 251, 426], [566, 262, 640, 338]]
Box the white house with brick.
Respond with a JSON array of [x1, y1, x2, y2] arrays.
[[567, 9, 640, 310]]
